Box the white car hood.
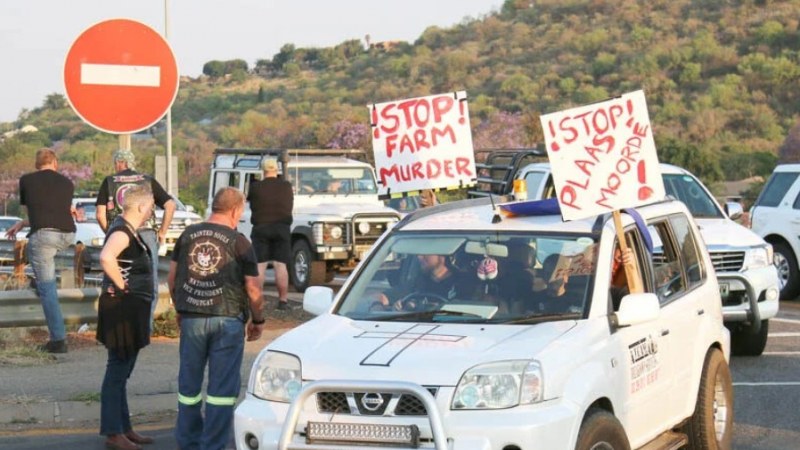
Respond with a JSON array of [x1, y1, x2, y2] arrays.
[[694, 218, 765, 248], [294, 199, 399, 219], [270, 315, 576, 385]]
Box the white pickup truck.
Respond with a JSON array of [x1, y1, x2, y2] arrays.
[[469, 152, 779, 356], [207, 149, 400, 291], [234, 196, 733, 450]]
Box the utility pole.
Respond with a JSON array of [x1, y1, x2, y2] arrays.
[[165, 0, 174, 196]]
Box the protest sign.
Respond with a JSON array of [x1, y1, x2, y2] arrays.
[[540, 90, 664, 221], [369, 91, 476, 198]]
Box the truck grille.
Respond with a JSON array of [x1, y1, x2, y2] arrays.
[[709, 251, 745, 273], [316, 387, 437, 416]]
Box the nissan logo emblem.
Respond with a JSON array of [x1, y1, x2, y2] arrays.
[[360, 393, 384, 412]]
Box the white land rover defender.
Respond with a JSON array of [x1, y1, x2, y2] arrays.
[[207, 149, 400, 291], [234, 196, 733, 450]]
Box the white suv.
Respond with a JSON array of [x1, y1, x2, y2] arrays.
[[207, 149, 400, 292], [489, 161, 779, 356], [750, 163, 800, 300], [234, 197, 732, 450]]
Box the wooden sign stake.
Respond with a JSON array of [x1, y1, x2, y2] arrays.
[[612, 210, 643, 294]]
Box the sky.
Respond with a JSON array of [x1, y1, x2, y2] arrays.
[[0, 0, 503, 124]]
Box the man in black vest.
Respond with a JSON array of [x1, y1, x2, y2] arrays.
[[96, 149, 176, 331], [6, 148, 77, 353], [168, 187, 265, 450]]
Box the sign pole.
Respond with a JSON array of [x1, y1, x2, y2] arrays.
[[118, 134, 131, 152], [612, 210, 643, 294]]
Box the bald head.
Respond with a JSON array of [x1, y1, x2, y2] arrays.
[[211, 187, 245, 214]]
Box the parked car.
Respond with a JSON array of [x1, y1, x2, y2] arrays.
[[469, 155, 780, 356], [234, 196, 733, 450], [72, 198, 106, 248], [750, 163, 800, 300]]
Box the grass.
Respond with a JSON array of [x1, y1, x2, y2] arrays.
[[0, 331, 54, 366], [68, 392, 100, 403]]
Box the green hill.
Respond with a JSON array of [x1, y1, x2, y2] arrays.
[[1, 0, 798, 213]]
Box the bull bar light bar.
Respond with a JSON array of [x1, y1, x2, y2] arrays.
[[306, 422, 420, 447]]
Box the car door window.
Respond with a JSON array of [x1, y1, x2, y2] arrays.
[[648, 220, 686, 303], [756, 172, 798, 207], [669, 215, 705, 288], [523, 171, 546, 199]]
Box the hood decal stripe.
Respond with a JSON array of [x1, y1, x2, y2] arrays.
[[356, 324, 466, 367]]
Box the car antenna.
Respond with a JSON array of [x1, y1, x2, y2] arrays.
[[489, 194, 502, 223]]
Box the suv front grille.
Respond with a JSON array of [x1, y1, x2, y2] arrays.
[[316, 387, 438, 416], [710, 251, 745, 272]]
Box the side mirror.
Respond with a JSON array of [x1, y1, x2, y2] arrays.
[[725, 202, 743, 221], [615, 293, 660, 327], [185, 205, 196, 213], [303, 286, 334, 316]]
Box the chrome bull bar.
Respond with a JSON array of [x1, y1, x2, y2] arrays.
[[716, 273, 761, 333], [279, 380, 448, 450]]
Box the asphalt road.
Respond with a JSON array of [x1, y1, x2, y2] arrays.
[[3, 295, 800, 449]]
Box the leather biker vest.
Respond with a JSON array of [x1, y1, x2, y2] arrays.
[[172, 223, 249, 319]]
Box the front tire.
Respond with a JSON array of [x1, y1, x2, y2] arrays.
[[575, 408, 630, 450], [685, 348, 733, 449], [731, 320, 769, 356], [290, 240, 326, 292], [773, 241, 800, 300]]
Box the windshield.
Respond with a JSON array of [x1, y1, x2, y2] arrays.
[[74, 202, 98, 222], [286, 167, 377, 195], [662, 174, 723, 218], [336, 231, 597, 323]]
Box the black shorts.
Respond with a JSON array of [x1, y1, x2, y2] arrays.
[[251, 223, 291, 265]]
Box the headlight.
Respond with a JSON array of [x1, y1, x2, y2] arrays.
[[91, 237, 105, 247], [451, 360, 542, 410], [250, 351, 302, 402], [743, 244, 773, 270], [184, 218, 193, 226], [358, 222, 371, 235], [312, 223, 345, 244]]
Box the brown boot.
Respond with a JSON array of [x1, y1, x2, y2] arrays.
[[105, 433, 142, 450], [125, 430, 155, 445]]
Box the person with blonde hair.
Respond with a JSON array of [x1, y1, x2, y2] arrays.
[[168, 187, 265, 449], [96, 183, 156, 449], [5, 148, 77, 353]]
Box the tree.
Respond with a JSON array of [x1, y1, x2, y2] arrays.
[[778, 120, 800, 163], [202, 60, 225, 78], [42, 93, 66, 111]]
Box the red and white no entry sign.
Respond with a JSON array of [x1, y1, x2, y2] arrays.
[[63, 18, 179, 134]]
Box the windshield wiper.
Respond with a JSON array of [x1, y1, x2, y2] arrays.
[[504, 312, 579, 325], [373, 309, 484, 322]]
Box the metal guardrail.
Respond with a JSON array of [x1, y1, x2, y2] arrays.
[[0, 286, 173, 328]]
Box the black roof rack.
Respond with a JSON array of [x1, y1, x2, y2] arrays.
[[468, 148, 547, 198]]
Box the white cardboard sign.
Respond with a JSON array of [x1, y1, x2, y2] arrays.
[[540, 90, 665, 221], [369, 91, 476, 197]]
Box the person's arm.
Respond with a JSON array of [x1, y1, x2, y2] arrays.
[[95, 178, 109, 232], [158, 199, 177, 245], [167, 260, 180, 326], [5, 209, 28, 239], [245, 274, 265, 341], [97, 205, 109, 232], [99, 230, 131, 292]]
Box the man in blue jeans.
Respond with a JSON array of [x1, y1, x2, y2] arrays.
[[6, 148, 77, 353], [168, 187, 265, 450], [96, 148, 176, 333]]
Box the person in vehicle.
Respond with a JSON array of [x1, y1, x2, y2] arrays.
[[375, 253, 472, 310]]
